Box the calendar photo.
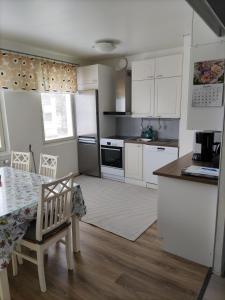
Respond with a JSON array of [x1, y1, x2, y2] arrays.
[[193, 59, 224, 85], [192, 59, 224, 107]]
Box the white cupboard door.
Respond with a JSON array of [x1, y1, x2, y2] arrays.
[[125, 143, 143, 180], [155, 77, 181, 118], [132, 80, 154, 116], [77, 65, 98, 90], [132, 59, 155, 81], [143, 145, 178, 185], [155, 54, 183, 78]]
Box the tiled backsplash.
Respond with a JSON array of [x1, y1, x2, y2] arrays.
[[116, 117, 179, 140]]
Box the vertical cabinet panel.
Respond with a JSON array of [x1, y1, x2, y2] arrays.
[[155, 77, 181, 118], [132, 80, 154, 116], [125, 143, 143, 180], [155, 54, 183, 78], [132, 59, 155, 81]]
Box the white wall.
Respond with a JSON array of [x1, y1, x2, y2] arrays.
[[214, 121, 225, 275], [187, 42, 225, 131], [1, 91, 78, 178], [0, 38, 83, 65], [179, 35, 194, 157]]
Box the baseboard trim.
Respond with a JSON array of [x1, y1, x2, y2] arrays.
[[125, 178, 146, 187], [146, 183, 158, 190], [197, 267, 212, 300]]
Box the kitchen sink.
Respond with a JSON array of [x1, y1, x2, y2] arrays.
[[136, 138, 152, 142]]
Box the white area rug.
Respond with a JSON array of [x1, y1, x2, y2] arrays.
[[76, 175, 158, 241]]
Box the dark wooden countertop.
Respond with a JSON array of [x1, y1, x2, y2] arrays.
[[153, 152, 218, 186], [125, 138, 178, 148]]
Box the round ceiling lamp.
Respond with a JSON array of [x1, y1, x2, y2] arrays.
[[94, 41, 116, 53]]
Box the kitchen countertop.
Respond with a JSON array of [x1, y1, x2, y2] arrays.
[[125, 138, 179, 148], [153, 152, 218, 186]]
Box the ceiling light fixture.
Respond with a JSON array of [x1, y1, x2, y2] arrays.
[[94, 41, 116, 53]]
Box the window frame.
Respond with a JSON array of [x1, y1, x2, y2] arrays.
[[0, 113, 6, 152], [0, 98, 6, 152], [41, 92, 76, 144]]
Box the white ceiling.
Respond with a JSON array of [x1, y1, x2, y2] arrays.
[[0, 0, 216, 61]]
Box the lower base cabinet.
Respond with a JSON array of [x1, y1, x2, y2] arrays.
[[125, 143, 143, 181], [158, 176, 217, 266], [125, 142, 178, 187], [143, 145, 178, 185]]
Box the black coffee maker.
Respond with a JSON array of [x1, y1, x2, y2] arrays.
[[192, 131, 215, 162]]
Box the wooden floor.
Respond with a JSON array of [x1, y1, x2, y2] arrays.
[[8, 222, 208, 300]]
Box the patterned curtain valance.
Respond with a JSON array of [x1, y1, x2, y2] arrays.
[[0, 51, 77, 93]]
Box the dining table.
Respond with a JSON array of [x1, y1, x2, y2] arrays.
[[0, 167, 86, 300]]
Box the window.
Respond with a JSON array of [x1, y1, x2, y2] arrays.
[[41, 93, 74, 142]]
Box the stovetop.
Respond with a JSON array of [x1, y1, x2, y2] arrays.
[[104, 136, 131, 140]]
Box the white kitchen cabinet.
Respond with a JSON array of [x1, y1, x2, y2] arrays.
[[143, 145, 178, 185], [132, 59, 155, 81], [77, 65, 98, 90], [155, 77, 181, 118], [132, 80, 154, 116], [158, 176, 217, 266], [155, 54, 183, 78], [125, 143, 143, 180]]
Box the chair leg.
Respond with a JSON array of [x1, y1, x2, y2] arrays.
[[0, 269, 10, 300], [12, 253, 18, 276], [65, 227, 74, 271], [37, 247, 47, 293], [16, 244, 23, 265]]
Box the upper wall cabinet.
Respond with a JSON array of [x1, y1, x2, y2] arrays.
[[132, 80, 154, 117], [155, 77, 181, 118], [155, 54, 183, 78], [77, 65, 98, 90], [131, 53, 183, 118], [132, 59, 155, 81]]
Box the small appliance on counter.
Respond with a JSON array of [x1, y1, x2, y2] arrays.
[[192, 131, 221, 164], [141, 125, 157, 140]]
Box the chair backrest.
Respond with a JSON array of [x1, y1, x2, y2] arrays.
[[11, 151, 31, 172], [36, 173, 74, 241], [39, 153, 58, 179]]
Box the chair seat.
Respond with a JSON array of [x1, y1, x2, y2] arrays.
[[23, 220, 71, 244]]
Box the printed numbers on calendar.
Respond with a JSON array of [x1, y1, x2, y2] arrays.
[[192, 84, 224, 107]]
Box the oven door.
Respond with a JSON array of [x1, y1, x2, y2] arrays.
[[101, 146, 123, 169]]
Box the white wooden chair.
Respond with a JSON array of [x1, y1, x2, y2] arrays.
[[39, 153, 58, 179], [11, 151, 31, 172], [12, 173, 75, 293]]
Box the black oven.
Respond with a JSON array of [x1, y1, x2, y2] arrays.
[[101, 145, 123, 169]]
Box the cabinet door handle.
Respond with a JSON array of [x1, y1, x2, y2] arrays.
[[157, 147, 165, 151]]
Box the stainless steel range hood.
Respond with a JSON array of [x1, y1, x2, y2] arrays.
[[104, 70, 131, 116], [186, 0, 225, 37]]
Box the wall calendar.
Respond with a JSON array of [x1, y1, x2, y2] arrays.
[[192, 59, 224, 107]]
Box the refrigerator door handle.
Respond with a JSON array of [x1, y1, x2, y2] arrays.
[[78, 136, 97, 143]]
